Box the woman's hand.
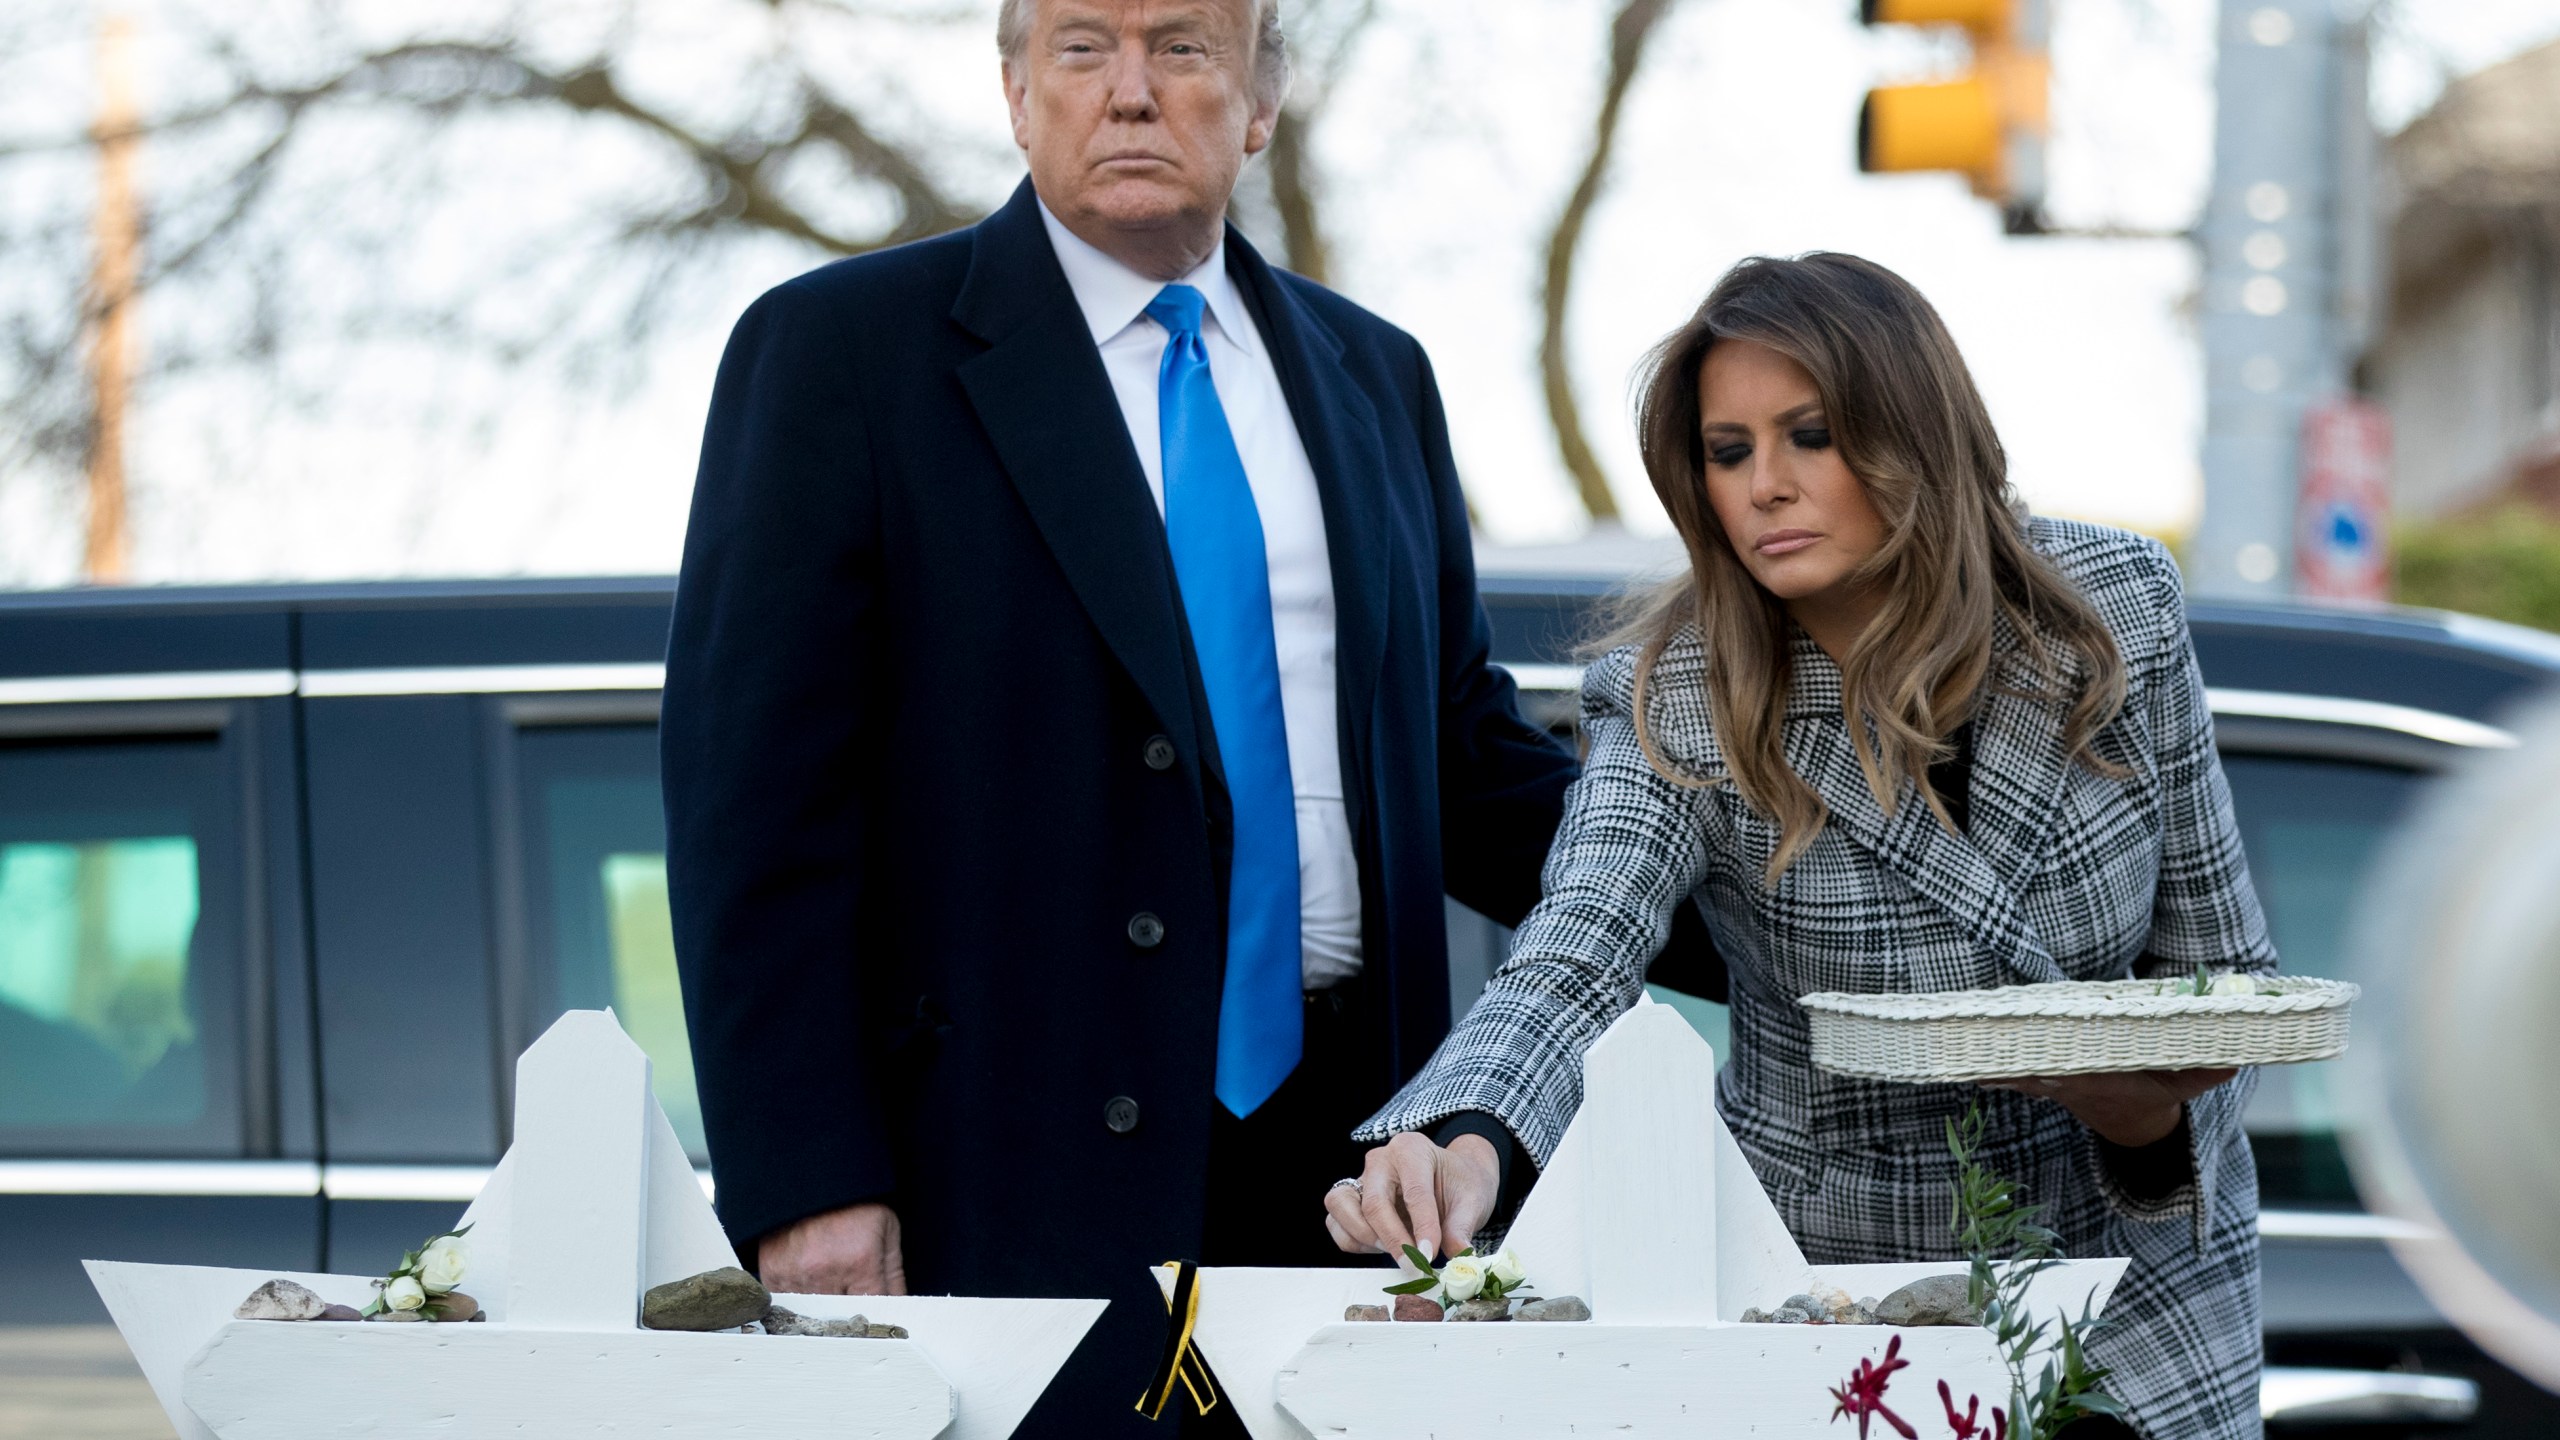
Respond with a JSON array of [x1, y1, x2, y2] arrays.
[[1982, 1068, 2238, 1148], [1323, 1131, 1499, 1262]]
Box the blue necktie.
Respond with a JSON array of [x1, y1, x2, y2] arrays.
[[1147, 284, 1302, 1119]]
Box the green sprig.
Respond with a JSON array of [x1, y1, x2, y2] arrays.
[[1947, 1105, 2114, 1440]]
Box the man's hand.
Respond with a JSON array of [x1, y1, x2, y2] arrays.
[[757, 1202, 908, 1295], [1982, 1068, 2238, 1148], [1323, 1131, 1499, 1263]]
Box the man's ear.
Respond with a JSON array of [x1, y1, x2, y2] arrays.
[[1243, 98, 1278, 157], [1003, 60, 1033, 152]]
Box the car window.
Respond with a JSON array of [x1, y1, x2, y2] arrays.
[[2219, 751, 2423, 1209], [0, 735, 244, 1152], [511, 724, 704, 1162]]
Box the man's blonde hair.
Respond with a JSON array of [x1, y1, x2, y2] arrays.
[[997, 0, 1291, 110]]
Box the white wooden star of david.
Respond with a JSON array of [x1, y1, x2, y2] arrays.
[[90, 1010, 1104, 1440], [1164, 998, 2130, 1438]]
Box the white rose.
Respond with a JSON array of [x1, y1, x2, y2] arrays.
[[1439, 1254, 1486, 1303], [418, 1236, 468, 1294], [2212, 972, 2260, 997], [1487, 1248, 1527, 1287], [383, 1275, 427, 1312]]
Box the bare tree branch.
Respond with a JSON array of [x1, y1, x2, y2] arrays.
[[1540, 0, 1681, 523]]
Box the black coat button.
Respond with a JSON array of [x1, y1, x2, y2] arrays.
[[1104, 1096, 1141, 1133], [1142, 735, 1177, 771], [1127, 912, 1165, 949]]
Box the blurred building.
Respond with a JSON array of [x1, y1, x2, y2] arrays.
[[2366, 39, 2560, 518]]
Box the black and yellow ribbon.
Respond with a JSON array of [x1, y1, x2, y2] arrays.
[[1137, 1260, 1221, 1421]]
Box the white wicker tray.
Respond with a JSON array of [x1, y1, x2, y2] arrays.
[[1800, 976, 2359, 1083]]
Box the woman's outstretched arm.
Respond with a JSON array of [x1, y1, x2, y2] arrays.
[[1331, 639, 1717, 1255]]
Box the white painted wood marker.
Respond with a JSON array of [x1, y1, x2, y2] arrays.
[[1163, 997, 2131, 1438], [88, 1010, 1105, 1440]]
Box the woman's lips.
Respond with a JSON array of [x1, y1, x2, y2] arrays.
[[1754, 529, 1822, 557]]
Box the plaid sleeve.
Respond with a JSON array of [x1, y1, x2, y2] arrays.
[[2122, 538, 2275, 1244], [1355, 645, 1714, 1164]]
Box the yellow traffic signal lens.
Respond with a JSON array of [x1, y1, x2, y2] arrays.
[[1860, 0, 2009, 30], [1858, 78, 2001, 178]]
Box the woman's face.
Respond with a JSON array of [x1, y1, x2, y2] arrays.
[[1698, 339, 1888, 614]]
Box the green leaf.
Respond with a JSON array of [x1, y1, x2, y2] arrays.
[[1381, 1276, 1439, 1296], [1399, 1244, 1437, 1275]]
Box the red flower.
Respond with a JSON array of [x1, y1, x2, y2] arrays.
[[1829, 1335, 1918, 1439]]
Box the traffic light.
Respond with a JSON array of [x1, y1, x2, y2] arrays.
[[1858, 0, 2050, 232]]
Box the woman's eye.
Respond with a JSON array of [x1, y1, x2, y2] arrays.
[[1791, 427, 1832, 451], [1708, 444, 1751, 468]]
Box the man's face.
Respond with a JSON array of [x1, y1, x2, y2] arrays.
[[1006, 0, 1275, 260]]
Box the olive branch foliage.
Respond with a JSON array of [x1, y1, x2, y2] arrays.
[[1947, 1104, 2121, 1440]]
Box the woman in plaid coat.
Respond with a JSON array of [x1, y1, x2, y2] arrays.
[[1325, 254, 2276, 1440]]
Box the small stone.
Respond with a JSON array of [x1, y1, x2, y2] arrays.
[[763, 1305, 872, 1338], [1835, 1302, 1879, 1326], [1874, 1274, 1981, 1328], [864, 1322, 909, 1340], [316, 1305, 363, 1322], [422, 1291, 478, 1324], [1447, 1298, 1511, 1322], [1343, 1305, 1390, 1323], [1739, 1306, 1772, 1324], [1810, 1283, 1856, 1320], [1516, 1295, 1590, 1323], [1780, 1293, 1823, 1316], [643, 1267, 772, 1332], [1771, 1304, 1817, 1324], [1391, 1294, 1444, 1323], [368, 1310, 425, 1323], [234, 1279, 327, 1322]]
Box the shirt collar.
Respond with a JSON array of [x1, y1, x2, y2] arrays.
[[1037, 197, 1254, 354]]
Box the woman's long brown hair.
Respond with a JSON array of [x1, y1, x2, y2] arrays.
[[1604, 253, 2128, 882]]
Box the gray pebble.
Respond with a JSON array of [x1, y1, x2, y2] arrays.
[[1739, 1306, 1772, 1324], [1874, 1274, 1981, 1328], [865, 1322, 909, 1340], [1446, 1298, 1511, 1322], [1515, 1295, 1591, 1322], [762, 1304, 873, 1338], [1343, 1304, 1390, 1323], [234, 1279, 327, 1322], [642, 1267, 772, 1332]]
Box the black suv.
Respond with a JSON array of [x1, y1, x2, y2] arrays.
[[0, 564, 2553, 1435]]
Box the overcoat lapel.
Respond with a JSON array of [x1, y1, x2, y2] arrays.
[[951, 184, 1208, 787], [1225, 236, 1392, 820], [1783, 630, 2072, 986]]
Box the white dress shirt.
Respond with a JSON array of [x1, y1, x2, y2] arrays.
[[1038, 202, 1364, 988]]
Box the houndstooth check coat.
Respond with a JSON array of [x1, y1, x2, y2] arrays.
[[1361, 519, 2277, 1440]]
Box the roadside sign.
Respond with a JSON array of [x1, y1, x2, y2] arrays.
[[2296, 398, 2392, 601]]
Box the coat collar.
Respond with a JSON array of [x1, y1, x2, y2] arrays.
[[1781, 621, 2074, 986], [951, 180, 1208, 788], [951, 177, 1392, 811], [1220, 225, 1391, 808]]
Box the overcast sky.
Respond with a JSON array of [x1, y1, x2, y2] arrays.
[[7, 0, 2560, 585]]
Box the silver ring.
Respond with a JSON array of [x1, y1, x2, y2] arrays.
[[1331, 1177, 1361, 1194]]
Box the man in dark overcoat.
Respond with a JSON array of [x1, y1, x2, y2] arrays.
[[660, 0, 1708, 1432]]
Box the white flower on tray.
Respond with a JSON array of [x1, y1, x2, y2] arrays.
[[382, 1275, 427, 1312], [1487, 1247, 1526, 1287]]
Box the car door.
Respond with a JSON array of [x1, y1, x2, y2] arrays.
[[0, 652, 322, 1325]]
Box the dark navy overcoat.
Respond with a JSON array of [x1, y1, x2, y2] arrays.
[[661, 180, 1601, 1434]]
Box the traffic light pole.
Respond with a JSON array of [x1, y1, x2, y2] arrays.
[[2191, 0, 2379, 598]]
